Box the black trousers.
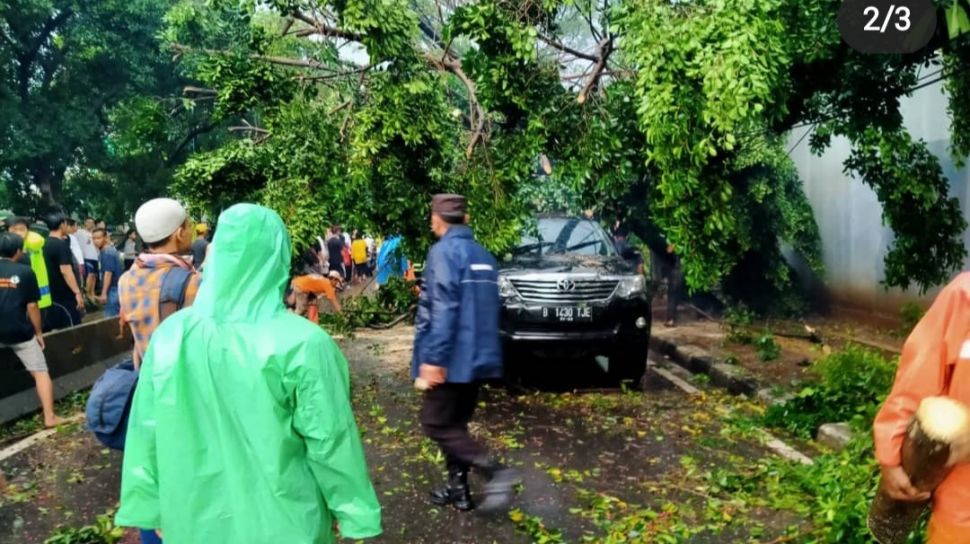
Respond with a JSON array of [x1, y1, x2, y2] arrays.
[[420, 382, 488, 469]]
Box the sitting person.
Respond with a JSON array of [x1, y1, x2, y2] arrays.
[[289, 271, 343, 321]]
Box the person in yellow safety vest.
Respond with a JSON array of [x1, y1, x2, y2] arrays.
[[6, 217, 52, 310]]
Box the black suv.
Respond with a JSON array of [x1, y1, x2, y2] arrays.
[[498, 216, 652, 383]]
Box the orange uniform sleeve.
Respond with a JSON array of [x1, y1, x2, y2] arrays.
[[873, 273, 970, 467], [292, 276, 340, 309]]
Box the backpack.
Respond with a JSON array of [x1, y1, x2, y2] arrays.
[[86, 266, 193, 450]]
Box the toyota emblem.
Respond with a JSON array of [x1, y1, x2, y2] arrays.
[[556, 279, 576, 292]]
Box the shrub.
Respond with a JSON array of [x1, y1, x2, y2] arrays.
[[764, 345, 896, 437], [44, 514, 124, 544], [755, 436, 927, 544], [724, 305, 755, 344], [319, 276, 418, 335], [756, 333, 780, 361]]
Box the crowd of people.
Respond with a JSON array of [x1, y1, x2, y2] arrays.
[[0, 210, 212, 431], [4, 196, 497, 543], [289, 224, 382, 321], [99, 195, 512, 543], [4, 193, 970, 543]]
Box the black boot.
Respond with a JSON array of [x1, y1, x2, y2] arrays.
[[429, 465, 474, 512], [473, 458, 522, 514]]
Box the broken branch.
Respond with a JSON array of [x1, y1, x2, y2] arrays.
[[182, 86, 217, 96], [434, 55, 487, 157], [577, 36, 614, 104], [538, 34, 600, 62]]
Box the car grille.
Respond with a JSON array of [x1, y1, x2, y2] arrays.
[[510, 279, 618, 303]]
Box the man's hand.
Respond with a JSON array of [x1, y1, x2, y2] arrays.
[[881, 465, 931, 502], [96, 295, 107, 304], [419, 364, 447, 389], [35, 335, 45, 351], [74, 292, 85, 310]]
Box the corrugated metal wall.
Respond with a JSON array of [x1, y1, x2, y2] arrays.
[[788, 79, 970, 315]]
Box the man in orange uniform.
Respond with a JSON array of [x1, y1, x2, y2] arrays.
[[874, 272, 970, 543], [290, 272, 342, 321]]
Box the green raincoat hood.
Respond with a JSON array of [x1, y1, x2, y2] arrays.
[[192, 203, 290, 321], [116, 204, 382, 543]]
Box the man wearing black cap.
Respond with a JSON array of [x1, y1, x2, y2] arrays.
[[412, 193, 520, 513]]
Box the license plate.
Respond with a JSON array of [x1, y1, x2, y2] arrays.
[[542, 306, 593, 322]]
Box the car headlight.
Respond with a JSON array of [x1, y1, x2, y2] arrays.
[[498, 276, 517, 298], [615, 275, 646, 298]]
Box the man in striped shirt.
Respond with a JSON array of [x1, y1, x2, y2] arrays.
[[119, 198, 200, 369]]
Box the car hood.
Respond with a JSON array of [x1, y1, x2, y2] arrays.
[[500, 254, 635, 275]]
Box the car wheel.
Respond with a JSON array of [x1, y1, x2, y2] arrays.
[[609, 348, 647, 389]]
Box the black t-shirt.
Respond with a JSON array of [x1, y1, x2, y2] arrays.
[[43, 236, 76, 304], [326, 237, 345, 271], [0, 259, 40, 344]]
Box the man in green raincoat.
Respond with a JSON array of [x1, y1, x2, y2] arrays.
[[116, 204, 382, 543]]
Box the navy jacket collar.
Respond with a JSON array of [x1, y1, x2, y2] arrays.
[[442, 225, 473, 240]]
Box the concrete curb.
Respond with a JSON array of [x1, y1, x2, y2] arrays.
[[817, 422, 855, 451], [650, 330, 855, 454], [650, 335, 762, 397]]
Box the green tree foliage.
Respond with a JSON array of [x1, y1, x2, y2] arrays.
[[619, 0, 969, 295], [0, 0, 199, 219], [844, 128, 968, 291], [79, 0, 970, 297]]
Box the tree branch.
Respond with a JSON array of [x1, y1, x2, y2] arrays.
[[295, 64, 373, 82], [229, 126, 270, 134], [582, 1, 603, 42], [329, 100, 352, 114], [171, 43, 336, 71], [577, 36, 614, 104], [280, 17, 294, 36], [12, 8, 74, 104], [259, 54, 332, 70], [434, 55, 487, 157], [290, 11, 363, 42], [183, 86, 217, 96], [167, 123, 219, 166], [538, 34, 599, 62], [414, 18, 488, 156]]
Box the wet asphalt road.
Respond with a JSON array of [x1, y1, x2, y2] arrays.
[[0, 325, 803, 543]]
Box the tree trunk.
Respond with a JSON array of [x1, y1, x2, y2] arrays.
[[32, 162, 65, 211], [868, 396, 970, 544]]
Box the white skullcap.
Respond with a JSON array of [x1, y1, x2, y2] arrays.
[[135, 198, 188, 244]]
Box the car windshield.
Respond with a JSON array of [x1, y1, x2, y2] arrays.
[[515, 218, 617, 257]]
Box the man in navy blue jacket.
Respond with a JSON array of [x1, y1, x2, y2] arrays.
[[412, 194, 519, 513]]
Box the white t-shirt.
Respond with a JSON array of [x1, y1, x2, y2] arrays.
[[68, 235, 84, 266], [75, 229, 98, 261]]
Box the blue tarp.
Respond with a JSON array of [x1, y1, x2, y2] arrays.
[[375, 236, 408, 285]]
